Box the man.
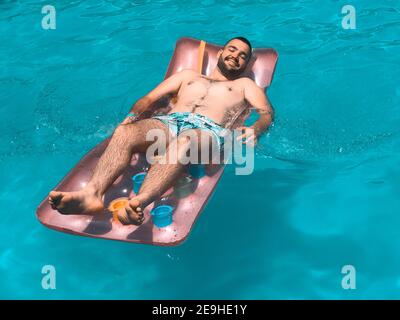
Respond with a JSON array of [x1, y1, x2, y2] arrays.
[[48, 37, 274, 225]]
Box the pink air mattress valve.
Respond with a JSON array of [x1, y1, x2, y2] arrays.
[[36, 37, 278, 246]]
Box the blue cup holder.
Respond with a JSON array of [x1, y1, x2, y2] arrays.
[[132, 172, 146, 194], [150, 205, 173, 228], [188, 164, 205, 179]]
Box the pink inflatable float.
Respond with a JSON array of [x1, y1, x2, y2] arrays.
[[36, 37, 278, 246]]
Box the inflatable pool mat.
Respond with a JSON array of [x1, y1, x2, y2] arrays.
[[36, 37, 278, 246]]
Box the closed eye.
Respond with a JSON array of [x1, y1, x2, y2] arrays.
[[227, 45, 247, 60]]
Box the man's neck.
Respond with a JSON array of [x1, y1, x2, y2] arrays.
[[209, 67, 230, 81]]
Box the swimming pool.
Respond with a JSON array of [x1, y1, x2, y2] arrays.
[[1, 0, 399, 299]]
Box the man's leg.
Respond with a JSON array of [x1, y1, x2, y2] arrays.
[[48, 119, 170, 215], [117, 129, 216, 225]]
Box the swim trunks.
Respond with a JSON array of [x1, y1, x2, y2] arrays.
[[152, 112, 228, 150]]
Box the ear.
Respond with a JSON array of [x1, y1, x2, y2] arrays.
[[217, 49, 222, 57]]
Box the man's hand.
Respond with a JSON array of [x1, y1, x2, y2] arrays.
[[236, 126, 257, 146], [242, 78, 274, 140], [121, 114, 138, 125]]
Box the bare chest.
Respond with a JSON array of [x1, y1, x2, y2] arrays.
[[178, 77, 244, 106]]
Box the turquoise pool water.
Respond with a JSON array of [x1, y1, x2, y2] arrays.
[[1, 0, 399, 299]]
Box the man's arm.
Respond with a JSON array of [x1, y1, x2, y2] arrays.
[[237, 79, 274, 145], [244, 79, 274, 135], [128, 69, 194, 115]]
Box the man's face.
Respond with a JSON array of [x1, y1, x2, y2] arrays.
[[217, 39, 251, 79]]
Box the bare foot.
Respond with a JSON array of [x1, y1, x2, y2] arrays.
[[48, 189, 104, 215], [117, 197, 146, 225]]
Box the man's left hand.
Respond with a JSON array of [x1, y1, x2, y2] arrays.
[[236, 126, 257, 146]]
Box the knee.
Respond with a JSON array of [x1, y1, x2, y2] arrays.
[[176, 134, 192, 146], [176, 130, 201, 146], [114, 123, 138, 137], [175, 134, 197, 154], [112, 124, 140, 148], [166, 135, 192, 158]]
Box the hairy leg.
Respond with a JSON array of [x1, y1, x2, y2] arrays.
[[86, 119, 170, 195], [118, 129, 217, 224], [49, 119, 170, 215]]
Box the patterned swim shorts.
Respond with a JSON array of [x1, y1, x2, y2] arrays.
[[152, 112, 228, 150]]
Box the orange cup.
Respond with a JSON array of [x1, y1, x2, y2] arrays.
[[108, 197, 129, 223]]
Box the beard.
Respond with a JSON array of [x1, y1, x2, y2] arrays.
[[217, 55, 247, 80]]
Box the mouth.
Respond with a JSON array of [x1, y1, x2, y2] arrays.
[[226, 58, 238, 67]]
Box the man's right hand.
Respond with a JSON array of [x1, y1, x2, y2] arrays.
[[121, 115, 138, 125]]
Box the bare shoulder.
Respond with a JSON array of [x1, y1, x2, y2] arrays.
[[179, 69, 198, 79], [165, 69, 197, 80], [237, 77, 257, 87], [236, 77, 263, 92]]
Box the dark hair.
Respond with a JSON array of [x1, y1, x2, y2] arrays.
[[224, 36, 252, 57]]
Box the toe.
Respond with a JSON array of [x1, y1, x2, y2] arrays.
[[116, 208, 130, 225], [49, 190, 62, 198], [126, 206, 144, 225], [128, 198, 141, 209], [49, 191, 63, 206]]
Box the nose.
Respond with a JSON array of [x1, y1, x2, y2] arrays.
[[227, 54, 239, 64], [231, 52, 240, 59]]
